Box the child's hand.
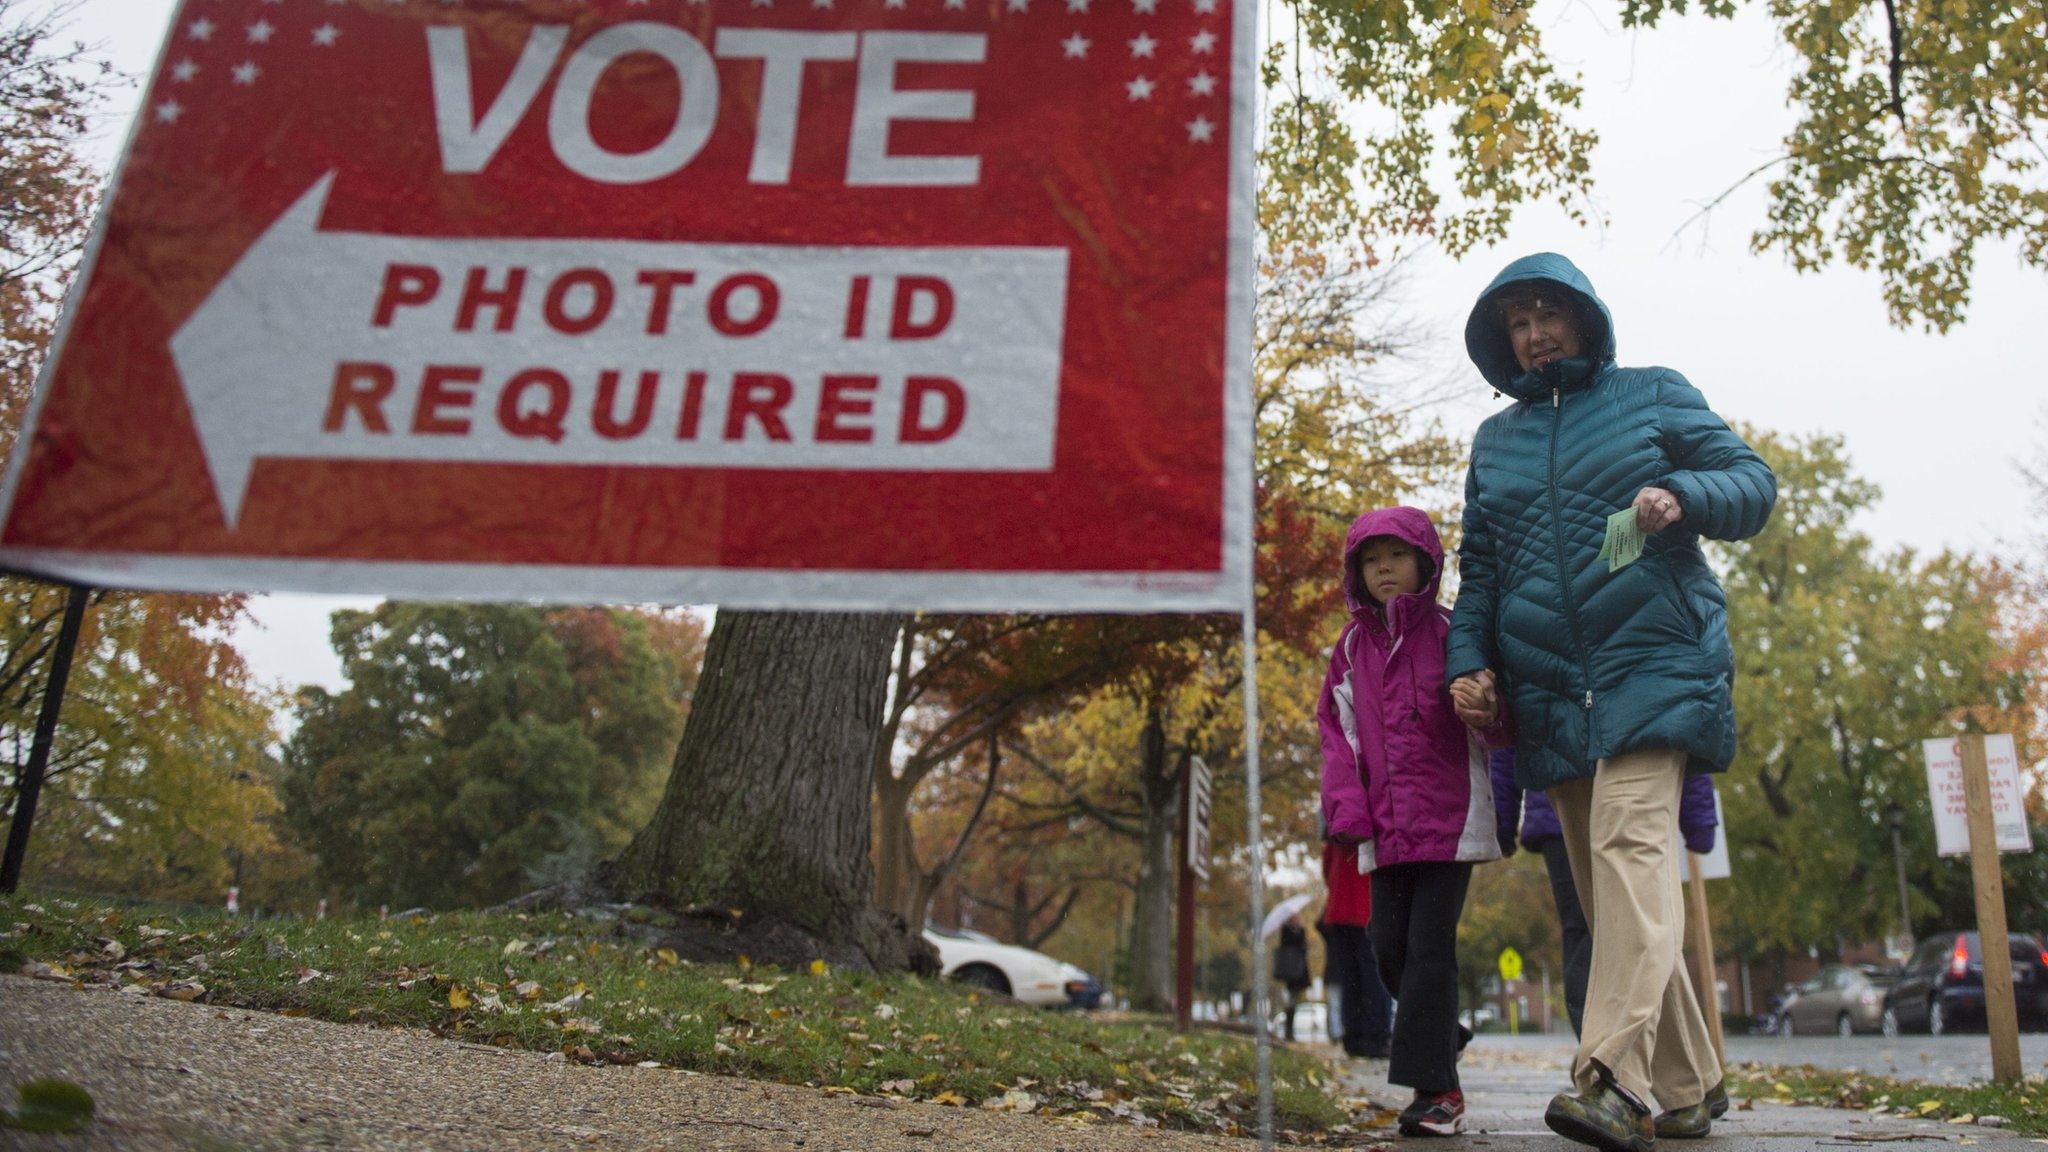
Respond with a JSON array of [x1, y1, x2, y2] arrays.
[[1450, 671, 1499, 729]]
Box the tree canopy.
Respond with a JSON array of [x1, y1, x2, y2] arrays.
[[281, 604, 702, 908]]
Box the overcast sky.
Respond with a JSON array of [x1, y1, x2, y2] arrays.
[[48, 0, 2048, 694]]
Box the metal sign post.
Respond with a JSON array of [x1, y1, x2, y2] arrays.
[[0, 584, 91, 894], [1240, 611, 1272, 1150]]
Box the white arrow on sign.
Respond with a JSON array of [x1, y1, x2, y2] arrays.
[[169, 173, 1070, 526]]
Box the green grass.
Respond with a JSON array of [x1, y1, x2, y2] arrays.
[[1726, 1066, 2048, 1136], [1, 894, 1370, 1140]]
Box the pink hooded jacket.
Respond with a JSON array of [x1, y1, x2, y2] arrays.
[[1318, 506, 1508, 872]]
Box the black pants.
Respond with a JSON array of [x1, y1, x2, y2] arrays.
[[1370, 860, 1472, 1093], [1318, 921, 1393, 1055], [1540, 836, 1592, 1038]]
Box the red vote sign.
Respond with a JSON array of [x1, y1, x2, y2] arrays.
[[0, 0, 1250, 610]]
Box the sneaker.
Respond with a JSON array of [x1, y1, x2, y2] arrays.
[[1544, 1079, 1653, 1152], [1345, 1038, 1392, 1059], [1398, 1090, 1467, 1137], [1457, 1023, 1474, 1052], [1654, 1080, 1729, 1139]]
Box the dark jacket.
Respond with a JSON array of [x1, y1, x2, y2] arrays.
[[1446, 254, 1777, 792], [1487, 749, 1721, 854], [1274, 923, 1311, 989]]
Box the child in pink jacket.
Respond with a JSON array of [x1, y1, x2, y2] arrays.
[[1318, 505, 1510, 1137]]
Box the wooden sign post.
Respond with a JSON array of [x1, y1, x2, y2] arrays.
[[1685, 851, 1726, 1067], [1958, 734, 2023, 1083]]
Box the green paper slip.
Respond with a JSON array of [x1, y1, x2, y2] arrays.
[[1604, 506, 1645, 572]]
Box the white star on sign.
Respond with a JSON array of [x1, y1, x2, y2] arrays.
[[247, 19, 274, 43], [1185, 115, 1214, 142], [1006, 0, 1028, 12], [312, 23, 339, 45], [1192, 0, 1217, 9], [154, 99, 183, 123], [187, 18, 214, 41], [813, 0, 834, 9], [1189, 28, 1216, 52], [1129, 32, 1156, 57], [751, 0, 773, 7], [885, 0, 908, 9], [1187, 70, 1215, 95], [1131, 0, 1157, 11], [1061, 32, 1089, 57], [1066, 0, 1088, 10], [233, 60, 261, 84], [944, 0, 967, 9], [1125, 75, 1155, 100], [170, 58, 199, 82]]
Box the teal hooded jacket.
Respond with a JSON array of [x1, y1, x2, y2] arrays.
[[1446, 254, 1777, 792]]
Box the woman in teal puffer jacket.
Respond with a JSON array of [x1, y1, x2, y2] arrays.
[[1445, 254, 1774, 1152]]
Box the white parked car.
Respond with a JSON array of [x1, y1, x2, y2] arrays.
[[923, 926, 1098, 1008]]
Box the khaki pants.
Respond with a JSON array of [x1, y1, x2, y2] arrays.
[[1549, 749, 1720, 1109]]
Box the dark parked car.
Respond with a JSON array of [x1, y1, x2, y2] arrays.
[[1783, 964, 1897, 1036], [1882, 931, 2048, 1036]]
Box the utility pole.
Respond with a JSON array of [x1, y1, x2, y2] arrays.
[[1887, 802, 1914, 947]]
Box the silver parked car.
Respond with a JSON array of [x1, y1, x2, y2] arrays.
[[1783, 964, 1897, 1036]]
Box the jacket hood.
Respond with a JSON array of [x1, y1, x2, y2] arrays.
[[1464, 252, 1617, 400], [1342, 506, 1444, 614]]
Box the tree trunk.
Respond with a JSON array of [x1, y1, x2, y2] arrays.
[[603, 610, 934, 974], [872, 769, 917, 919], [1128, 705, 1181, 1012]]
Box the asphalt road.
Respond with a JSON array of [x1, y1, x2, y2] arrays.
[[1726, 1030, 2048, 1084], [1455, 1030, 2048, 1086]]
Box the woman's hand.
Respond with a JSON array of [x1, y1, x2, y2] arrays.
[[1633, 486, 1685, 533], [1450, 670, 1499, 729]]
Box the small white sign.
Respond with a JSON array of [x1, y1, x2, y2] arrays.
[[1186, 755, 1213, 882], [1694, 787, 1732, 880], [1922, 735, 2033, 857]]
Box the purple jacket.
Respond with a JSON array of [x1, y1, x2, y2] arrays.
[[1487, 749, 1720, 855], [1318, 506, 1509, 872]]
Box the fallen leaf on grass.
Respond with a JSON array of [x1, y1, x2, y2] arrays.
[[449, 985, 472, 1010], [822, 1086, 858, 1097], [809, 959, 828, 976], [1915, 1100, 1942, 1116], [159, 981, 206, 1003], [502, 939, 530, 957], [930, 1092, 967, 1107], [656, 949, 679, 966], [880, 1079, 916, 1095], [0, 1079, 95, 1134]]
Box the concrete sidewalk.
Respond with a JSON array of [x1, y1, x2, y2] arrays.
[[1334, 1032, 2037, 1148]]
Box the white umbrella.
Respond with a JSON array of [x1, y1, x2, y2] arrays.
[[1259, 892, 1313, 939]]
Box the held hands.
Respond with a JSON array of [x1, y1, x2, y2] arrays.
[[1450, 670, 1499, 730], [1633, 486, 1684, 533]]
